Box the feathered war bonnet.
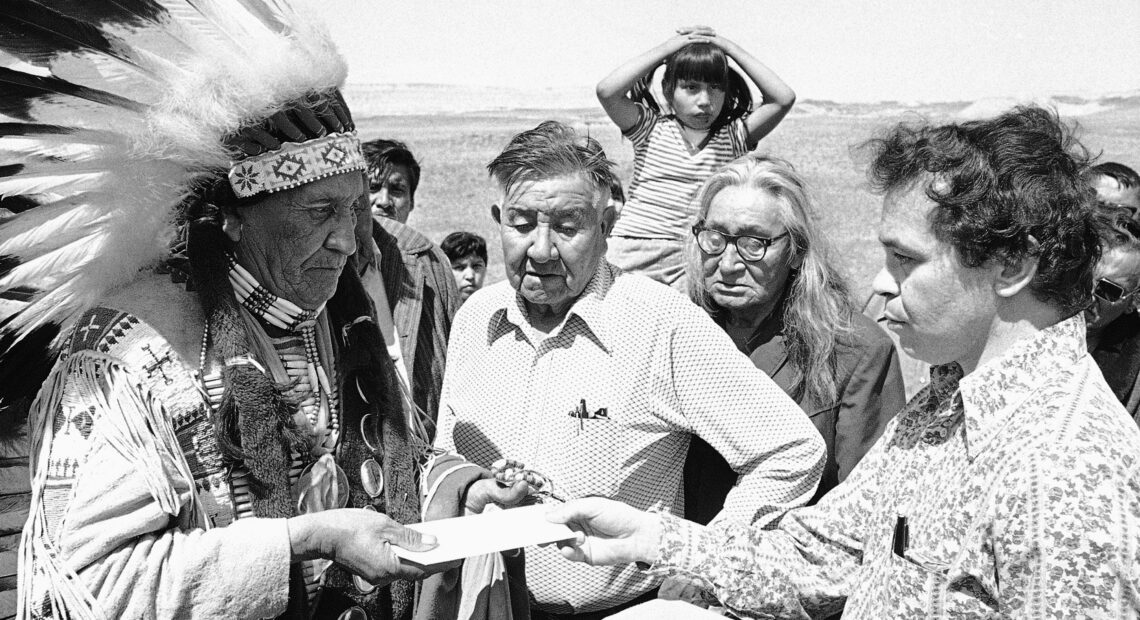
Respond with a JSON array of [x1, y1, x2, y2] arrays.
[[0, 0, 360, 347], [0, 0, 370, 426]]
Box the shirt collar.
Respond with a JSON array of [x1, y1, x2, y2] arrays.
[[490, 260, 616, 350], [956, 313, 1088, 460]]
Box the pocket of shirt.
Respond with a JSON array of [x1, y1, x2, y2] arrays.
[[552, 411, 638, 495], [882, 546, 951, 614], [898, 546, 951, 575], [564, 414, 617, 438], [885, 544, 1004, 614]]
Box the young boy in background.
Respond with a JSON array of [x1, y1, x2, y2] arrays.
[[442, 231, 488, 304]]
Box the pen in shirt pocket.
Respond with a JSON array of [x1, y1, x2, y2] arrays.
[[568, 399, 609, 433], [892, 515, 950, 574]]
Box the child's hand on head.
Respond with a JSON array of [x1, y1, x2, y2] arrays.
[[665, 26, 715, 51], [676, 25, 715, 37]]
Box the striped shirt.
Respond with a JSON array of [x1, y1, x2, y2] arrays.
[[435, 260, 824, 614], [651, 315, 1140, 619], [611, 103, 748, 240]]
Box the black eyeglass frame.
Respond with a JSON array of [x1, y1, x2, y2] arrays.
[[1093, 277, 1140, 304], [692, 224, 789, 263]]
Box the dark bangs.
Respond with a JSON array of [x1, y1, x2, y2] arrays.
[[630, 42, 752, 129], [664, 43, 730, 89]]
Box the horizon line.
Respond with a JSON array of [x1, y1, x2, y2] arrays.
[[343, 82, 1140, 107]]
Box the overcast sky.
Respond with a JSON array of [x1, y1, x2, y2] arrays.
[[320, 0, 1140, 103]]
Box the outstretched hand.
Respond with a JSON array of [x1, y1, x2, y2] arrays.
[[289, 508, 453, 586], [545, 497, 661, 566]]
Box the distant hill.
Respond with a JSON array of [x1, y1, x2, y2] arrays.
[[344, 83, 1140, 120], [786, 94, 1140, 119]]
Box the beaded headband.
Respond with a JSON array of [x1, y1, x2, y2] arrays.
[[227, 132, 366, 198]]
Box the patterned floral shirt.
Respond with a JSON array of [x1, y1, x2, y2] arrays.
[[436, 260, 825, 614], [651, 315, 1140, 619]]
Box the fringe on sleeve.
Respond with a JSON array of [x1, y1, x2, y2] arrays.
[[19, 350, 203, 619]]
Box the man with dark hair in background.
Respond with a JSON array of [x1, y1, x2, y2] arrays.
[[356, 138, 459, 429], [364, 138, 422, 223], [548, 106, 1140, 619]]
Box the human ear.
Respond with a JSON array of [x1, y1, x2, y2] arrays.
[[491, 204, 502, 225], [221, 207, 243, 243], [788, 244, 805, 271], [600, 204, 616, 237], [993, 237, 1039, 298]]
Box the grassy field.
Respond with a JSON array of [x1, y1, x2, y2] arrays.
[[358, 102, 1140, 301]]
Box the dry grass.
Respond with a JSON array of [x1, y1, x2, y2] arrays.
[[358, 103, 1140, 300]]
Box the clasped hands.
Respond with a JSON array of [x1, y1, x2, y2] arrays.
[[667, 25, 742, 57]]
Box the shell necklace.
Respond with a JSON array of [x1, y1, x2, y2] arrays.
[[227, 255, 334, 427]]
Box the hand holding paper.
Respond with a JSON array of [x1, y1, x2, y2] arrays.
[[289, 508, 446, 585], [390, 504, 577, 569], [545, 497, 663, 566]]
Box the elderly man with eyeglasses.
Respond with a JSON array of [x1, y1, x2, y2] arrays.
[[1086, 202, 1140, 422], [680, 154, 905, 521]]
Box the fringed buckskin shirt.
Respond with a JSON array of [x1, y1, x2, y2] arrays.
[[649, 315, 1140, 619], [435, 260, 825, 615]]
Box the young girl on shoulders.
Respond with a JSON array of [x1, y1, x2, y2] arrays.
[[597, 26, 795, 289]]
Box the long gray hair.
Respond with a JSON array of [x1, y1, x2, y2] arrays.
[[684, 154, 855, 405]]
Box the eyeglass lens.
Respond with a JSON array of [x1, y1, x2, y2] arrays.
[[695, 228, 774, 261], [1095, 279, 1129, 303]]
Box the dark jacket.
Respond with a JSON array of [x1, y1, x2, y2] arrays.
[[372, 218, 460, 429], [684, 309, 906, 524], [1091, 311, 1140, 424]]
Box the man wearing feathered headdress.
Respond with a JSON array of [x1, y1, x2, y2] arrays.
[[0, 2, 522, 618]]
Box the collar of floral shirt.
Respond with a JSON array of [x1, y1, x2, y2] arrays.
[[497, 260, 615, 351], [954, 314, 1088, 461]]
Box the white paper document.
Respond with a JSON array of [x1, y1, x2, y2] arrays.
[[391, 504, 578, 568]]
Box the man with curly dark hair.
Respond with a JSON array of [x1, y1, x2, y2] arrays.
[[546, 106, 1140, 619]]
